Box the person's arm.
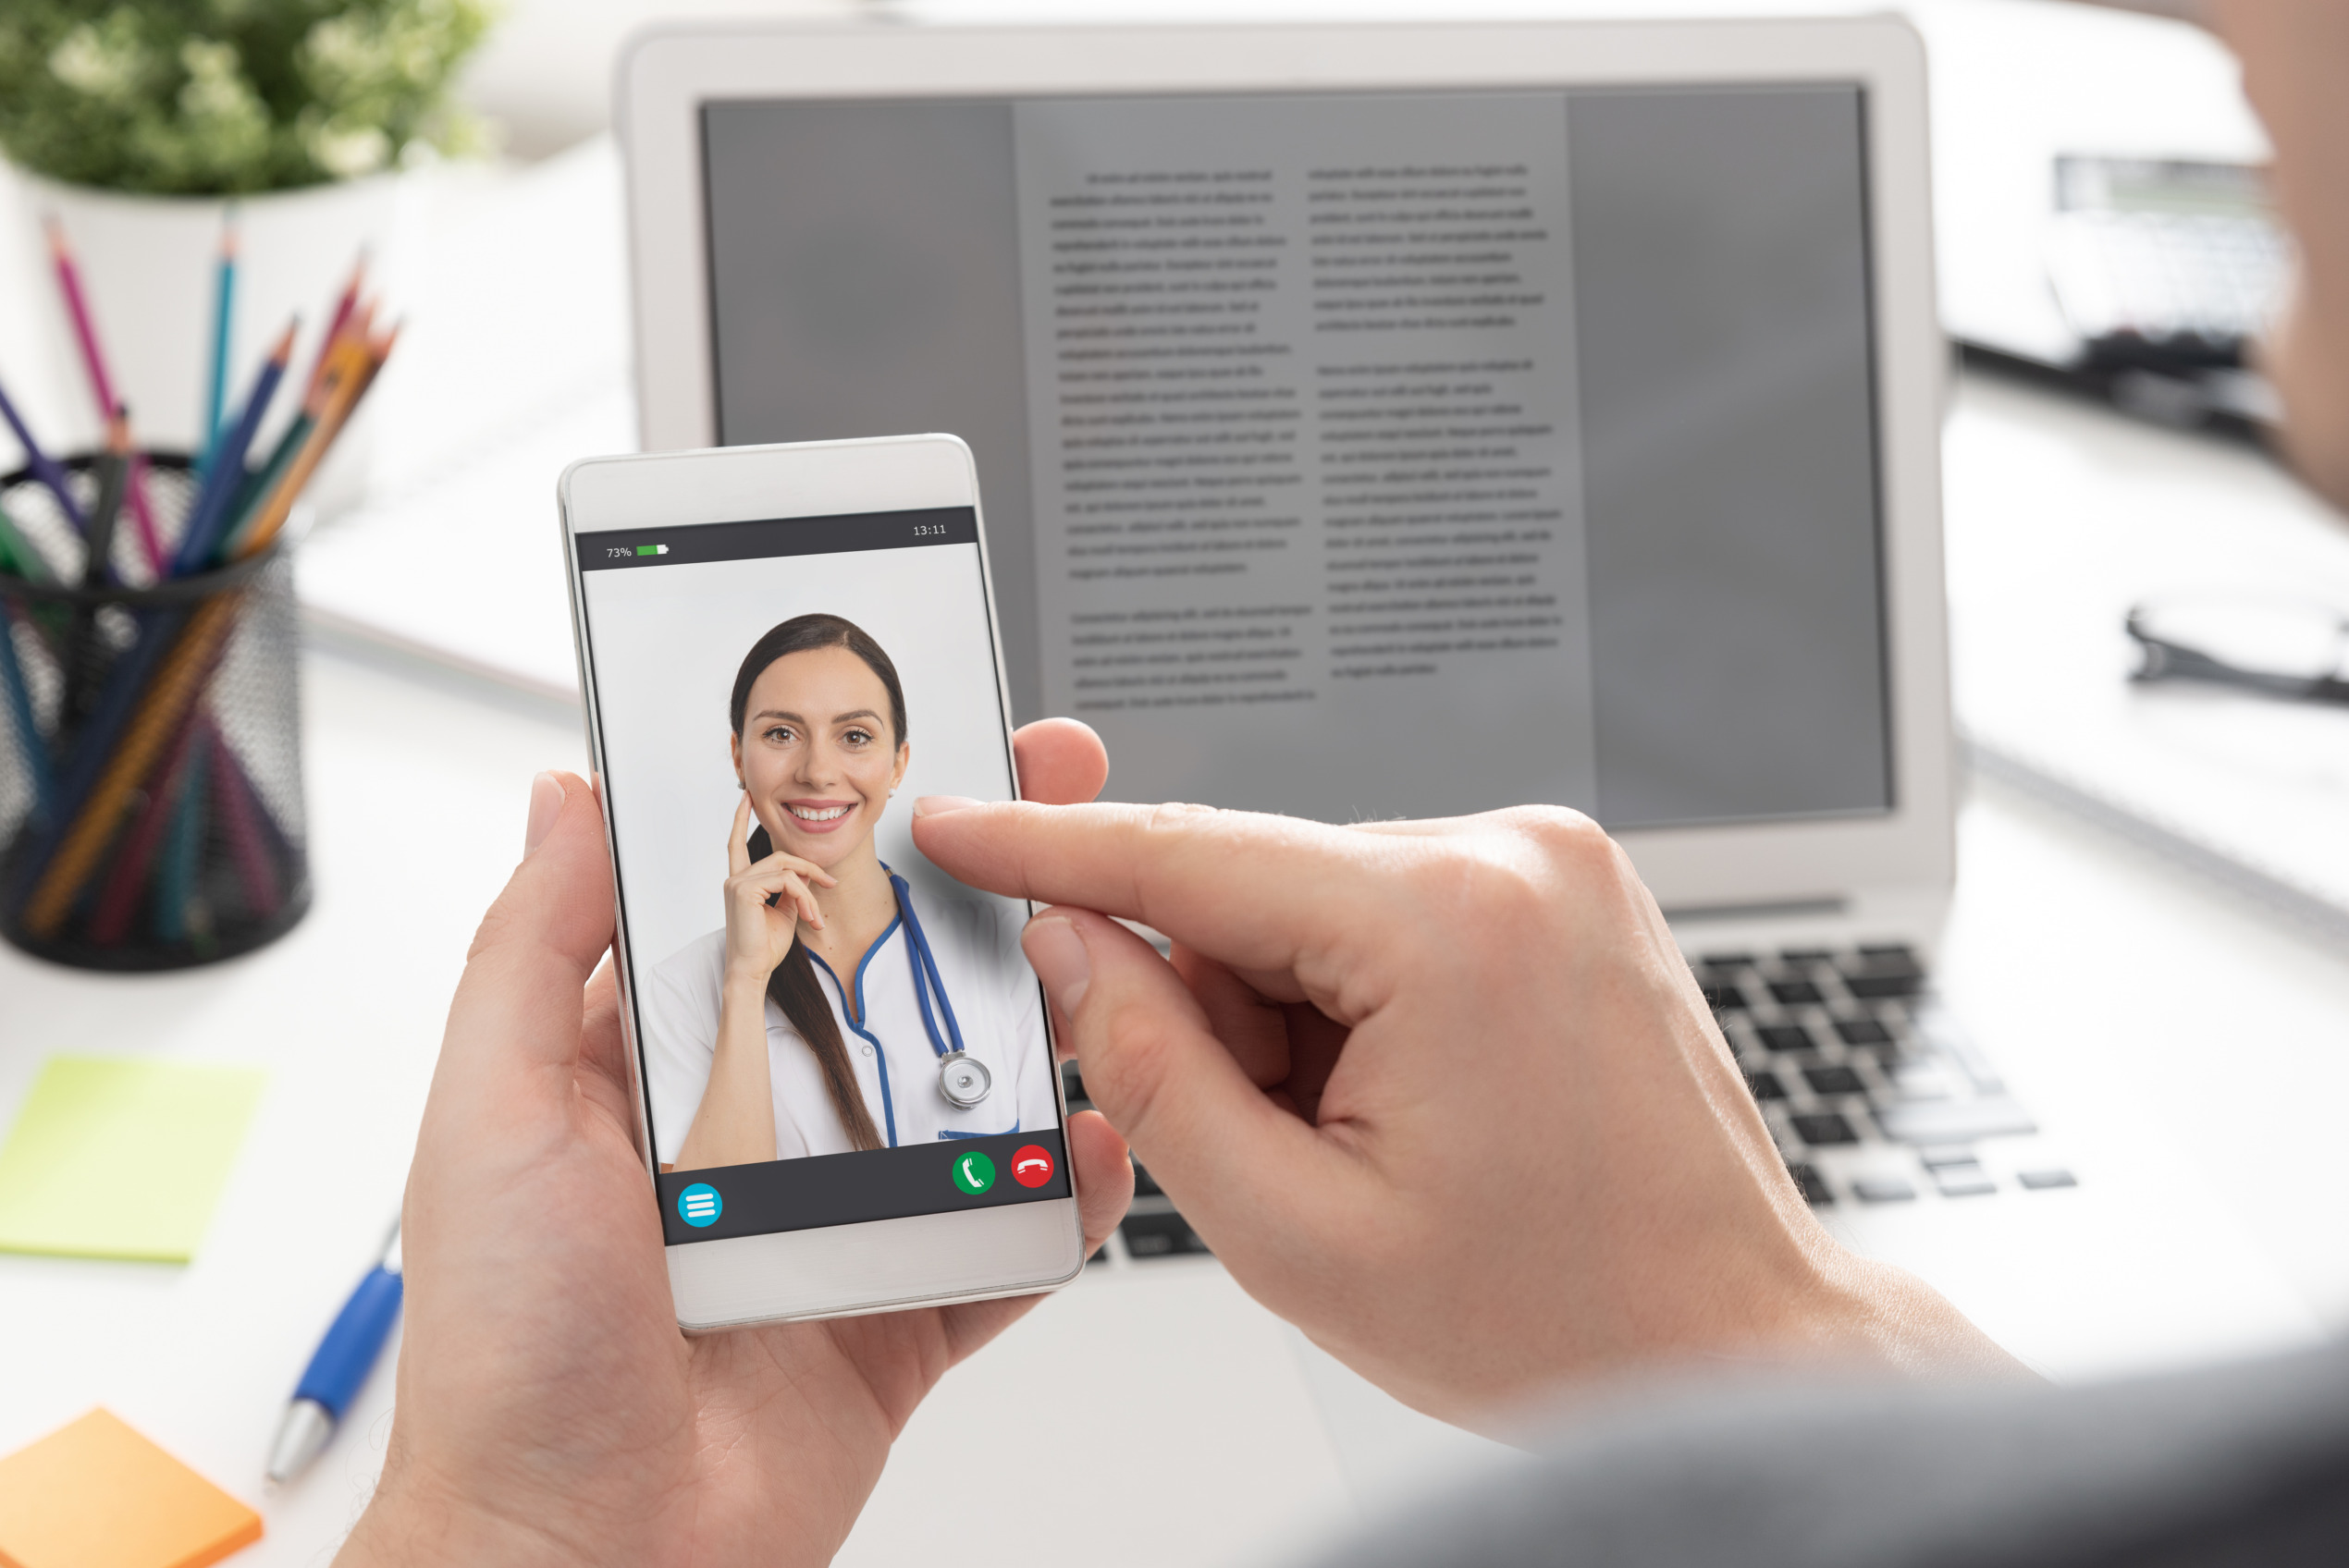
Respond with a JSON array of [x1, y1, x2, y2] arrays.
[[914, 800, 2023, 1432], [2207, 0, 2349, 509], [336, 724, 1127, 1568], [675, 968, 782, 1168], [675, 796, 829, 1168]]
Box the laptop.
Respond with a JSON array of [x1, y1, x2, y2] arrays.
[[611, 17, 2321, 1563]]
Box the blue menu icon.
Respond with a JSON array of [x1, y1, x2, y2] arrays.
[[678, 1182, 722, 1228]]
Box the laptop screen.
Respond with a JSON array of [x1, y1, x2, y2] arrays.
[[699, 83, 1889, 831]]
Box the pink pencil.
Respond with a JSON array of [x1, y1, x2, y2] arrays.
[[305, 251, 368, 396], [43, 216, 166, 576]]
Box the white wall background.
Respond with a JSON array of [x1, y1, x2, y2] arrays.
[[581, 542, 1020, 972]]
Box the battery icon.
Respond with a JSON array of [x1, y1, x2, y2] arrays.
[[634, 544, 670, 556]]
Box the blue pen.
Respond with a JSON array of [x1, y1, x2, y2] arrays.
[[266, 1219, 403, 1485]]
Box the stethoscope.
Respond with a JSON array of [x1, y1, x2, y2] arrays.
[[887, 869, 991, 1109]]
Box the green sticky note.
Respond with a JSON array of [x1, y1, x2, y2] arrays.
[[0, 1058, 265, 1262]]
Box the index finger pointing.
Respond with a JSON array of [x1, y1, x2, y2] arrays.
[[728, 794, 752, 875], [911, 799, 1385, 976]]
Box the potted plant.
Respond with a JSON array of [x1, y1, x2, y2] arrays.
[[0, 0, 493, 493]]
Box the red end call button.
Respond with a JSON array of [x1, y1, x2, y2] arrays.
[[1011, 1145, 1055, 1188]]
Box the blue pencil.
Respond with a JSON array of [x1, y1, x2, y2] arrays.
[[200, 215, 239, 478], [156, 726, 209, 942], [0, 372, 86, 534], [172, 320, 293, 576], [0, 599, 55, 822]]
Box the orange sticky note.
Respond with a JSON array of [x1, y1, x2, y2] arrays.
[[0, 1409, 261, 1568]]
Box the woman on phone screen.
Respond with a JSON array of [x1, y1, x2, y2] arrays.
[[640, 613, 1053, 1169]]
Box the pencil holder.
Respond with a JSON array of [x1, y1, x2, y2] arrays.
[[0, 455, 311, 971]]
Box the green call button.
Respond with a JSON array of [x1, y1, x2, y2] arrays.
[[951, 1150, 996, 1196]]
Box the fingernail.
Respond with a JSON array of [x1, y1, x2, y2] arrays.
[[1023, 915, 1091, 1014], [914, 795, 980, 817], [524, 771, 564, 855]]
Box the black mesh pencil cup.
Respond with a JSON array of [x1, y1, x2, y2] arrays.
[[0, 456, 310, 970]]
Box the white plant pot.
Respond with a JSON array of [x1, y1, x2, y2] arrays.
[[0, 165, 418, 520]]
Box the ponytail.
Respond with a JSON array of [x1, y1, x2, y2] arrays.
[[747, 823, 884, 1152]]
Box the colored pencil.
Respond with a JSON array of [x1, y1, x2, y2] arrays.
[[215, 408, 315, 563], [63, 409, 132, 725], [0, 371, 85, 533], [0, 598, 55, 822], [306, 251, 368, 396], [155, 726, 208, 942], [202, 214, 239, 474], [0, 498, 53, 584], [228, 324, 387, 562], [43, 215, 119, 416], [172, 320, 295, 575], [82, 408, 131, 588], [17, 596, 233, 937], [86, 710, 203, 943], [43, 216, 166, 573], [207, 712, 282, 914]]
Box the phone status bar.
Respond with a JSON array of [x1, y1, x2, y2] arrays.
[[577, 506, 977, 571]]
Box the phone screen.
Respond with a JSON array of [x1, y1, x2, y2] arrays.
[[573, 504, 1067, 1246]]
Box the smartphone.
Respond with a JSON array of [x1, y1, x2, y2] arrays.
[[557, 435, 1084, 1329]]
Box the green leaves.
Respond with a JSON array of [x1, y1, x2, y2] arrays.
[[0, 1, 497, 195]]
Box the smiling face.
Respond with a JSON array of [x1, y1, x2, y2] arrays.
[[731, 645, 911, 873]]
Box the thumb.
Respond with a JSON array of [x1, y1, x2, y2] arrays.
[[1024, 908, 1329, 1263], [444, 771, 616, 1083]]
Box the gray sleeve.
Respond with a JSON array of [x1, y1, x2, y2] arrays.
[[1297, 1341, 2349, 1568]]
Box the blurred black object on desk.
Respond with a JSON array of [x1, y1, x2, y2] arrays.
[[1967, 153, 2286, 437]]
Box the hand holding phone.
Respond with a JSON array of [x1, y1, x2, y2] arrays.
[[348, 738, 1128, 1568]]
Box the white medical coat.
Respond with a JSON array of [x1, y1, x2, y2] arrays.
[[640, 887, 1055, 1163]]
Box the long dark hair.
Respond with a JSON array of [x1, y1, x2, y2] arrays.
[[733, 614, 908, 1152]]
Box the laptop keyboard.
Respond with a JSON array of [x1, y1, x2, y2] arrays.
[[1699, 944, 2072, 1208], [1070, 942, 2072, 1266]]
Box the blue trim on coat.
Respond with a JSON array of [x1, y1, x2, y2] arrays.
[[806, 912, 905, 1149]]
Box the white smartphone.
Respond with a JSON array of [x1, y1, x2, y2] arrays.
[[557, 434, 1085, 1330]]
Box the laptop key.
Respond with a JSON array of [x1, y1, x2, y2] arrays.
[[1833, 1017, 1892, 1047], [1132, 1161, 1163, 1198], [2018, 1169, 2079, 1191], [1779, 948, 1832, 964], [1768, 979, 1824, 1005], [1745, 1070, 1787, 1101], [1786, 1162, 1833, 1205], [1845, 974, 1925, 999], [1700, 951, 1755, 971], [1934, 1165, 1998, 1198], [1122, 1211, 1211, 1257], [1802, 1065, 1866, 1096], [1701, 983, 1748, 1011], [1877, 1099, 2037, 1145], [1852, 1176, 1917, 1204], [1791, 1111, 1858, 1146], [1758, 1023, 1815, 1053]]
